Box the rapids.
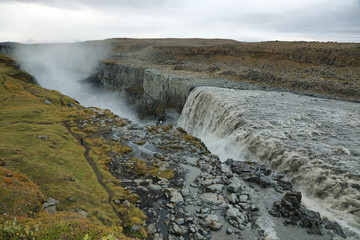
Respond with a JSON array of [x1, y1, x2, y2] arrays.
[[178, 86, 360, 234]]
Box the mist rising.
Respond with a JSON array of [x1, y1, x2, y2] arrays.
[[13, 42, 140, 122]]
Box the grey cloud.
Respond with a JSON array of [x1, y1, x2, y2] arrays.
[[11, 0, 167, 10]]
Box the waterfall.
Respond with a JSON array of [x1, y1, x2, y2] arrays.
[[178, 86, 360, 229]]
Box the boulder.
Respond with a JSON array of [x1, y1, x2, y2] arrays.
[[200, 193, 224, 205], [226, 207, 241, 219], [43, 198, 59, 214], [170, 191, 184, 204]]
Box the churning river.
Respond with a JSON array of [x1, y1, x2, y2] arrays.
[[178, 87, 360, 236]]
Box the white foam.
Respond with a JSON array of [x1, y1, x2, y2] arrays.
[[178, 86, 360, 232]]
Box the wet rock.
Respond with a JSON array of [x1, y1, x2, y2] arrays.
[[307, 221, 326, 235], [270, 192, 346, 238], [324, 221, 347, 239], [243, 174, 272, 188]]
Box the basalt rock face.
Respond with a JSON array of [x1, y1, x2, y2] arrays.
[[95, 61, 196, 119]]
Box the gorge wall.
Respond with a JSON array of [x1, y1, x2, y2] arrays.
[[88, 39, 360, 120]]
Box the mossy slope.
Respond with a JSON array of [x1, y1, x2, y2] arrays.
[[0, 54, 144, 239]]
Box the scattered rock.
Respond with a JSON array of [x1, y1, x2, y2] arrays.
[[37, 135, 49, 140], [67, 196, 76, 202], [170, 190, 184, 204], [201, 214, 223, 231], [147, 223, 157, 235], [227, 181, 242, 193], [171, 223, 187, 235], [181, 187, 191, 197], [226, 207, 241, 219], [43, 198, 59, 214], [75, 208, 88, 218], [200, 193, 224, 205]]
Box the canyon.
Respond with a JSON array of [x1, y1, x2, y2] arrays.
[[1, 39, 359, 239]]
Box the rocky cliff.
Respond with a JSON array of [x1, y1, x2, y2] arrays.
[[88, 39, 360, 120]]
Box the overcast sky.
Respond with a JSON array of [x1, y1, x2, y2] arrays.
[[0, 0, 359, 43]]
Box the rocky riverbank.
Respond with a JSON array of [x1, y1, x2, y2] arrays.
[[79, 111, 348, 239]]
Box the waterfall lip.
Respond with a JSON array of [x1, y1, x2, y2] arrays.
[[178, 86, 360, 231]]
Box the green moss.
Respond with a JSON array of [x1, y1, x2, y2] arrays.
[[0, 54, 143, 239], [0, 167, 44, 218]]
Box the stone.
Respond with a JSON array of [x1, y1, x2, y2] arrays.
[[227, 181, 242, 193], [43, 198, 59, 215], [185, 217, 194, 224], [239, 194, 248, 202], [147, 223, 157, 235], [122, 200, 131, 208], [324, 221, 346, 238], [75, 208, 88, 218], [170, 191, 184, 204], [181, 187, 191, 197], [307, 222, 326, 235], [243, 175, 271, 188], [208, 184, 224, 193], [149, 184, 163, 191], [248, 204, 259, 212], [226, 227, 233, 234], [201, 214, 223, 231], [37, 135, 49, 140], [283, 192, 302, 209], [226, 207, 241, 219], [228, 193, 238, 204], [225, 158, 234, 166], [171, 223, 187, 235], [205, 214, 219, 222], [176, 218, 185, 225], [43, 99, 52, 104], [209, 221, 223, 231], [131, 225, 141, 232], [200, 193, 224, 205]]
